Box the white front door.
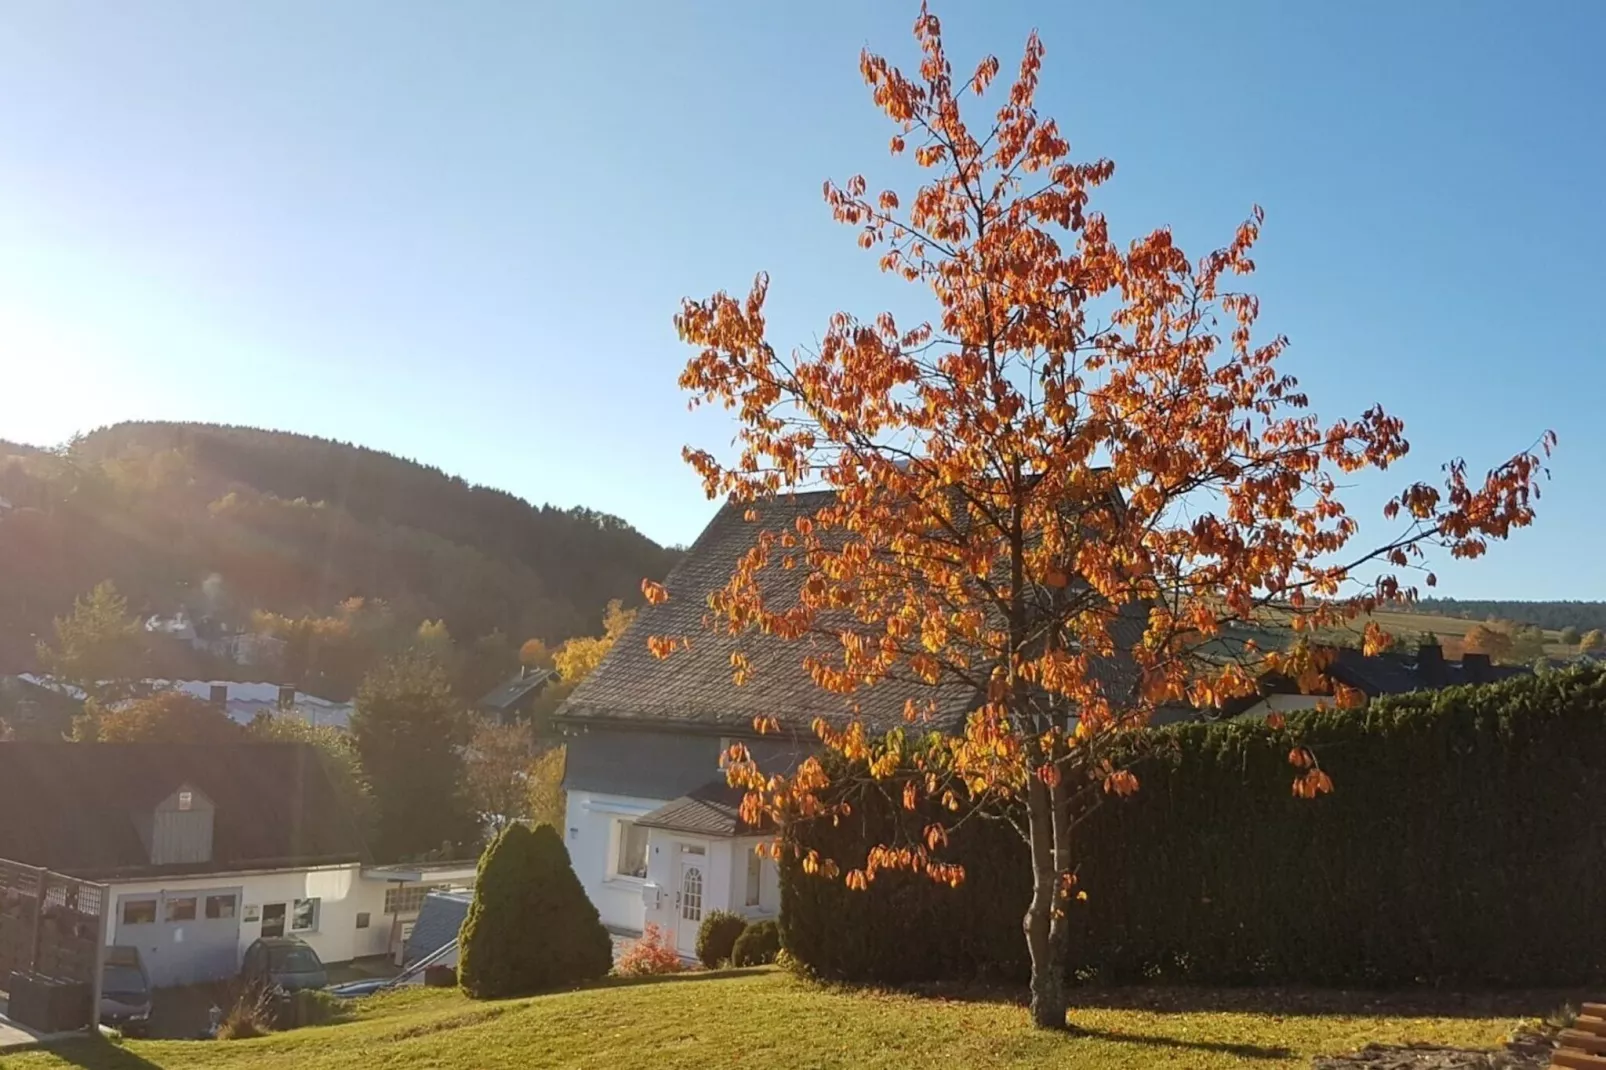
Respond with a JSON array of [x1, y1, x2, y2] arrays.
[[675, 858, 704, 956]]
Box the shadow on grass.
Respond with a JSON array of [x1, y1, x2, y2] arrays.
[[1069, 1024, 1291, 1061], [31, 1034, 165, 1070], [892, 979, 1576, 1021]]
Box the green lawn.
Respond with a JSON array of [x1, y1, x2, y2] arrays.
[[0, 970, 1536, 1070]]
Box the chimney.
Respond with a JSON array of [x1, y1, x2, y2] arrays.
[[278, 685, 296, 710], [1460, 652, 1491, 684], [1416, 641, 1445, 685], [208, 683, 227, 708]]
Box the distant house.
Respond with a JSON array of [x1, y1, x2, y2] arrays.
[[0, 742, 476, 987], [143, 614, 287, 668], [17, 675, 354, 730], [475, 667, 557, 724], [1216, 640, 1530, 719]]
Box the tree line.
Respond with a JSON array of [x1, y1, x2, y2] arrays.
[[0, 422, 679, 681], [1412, 598, 1606, 633]]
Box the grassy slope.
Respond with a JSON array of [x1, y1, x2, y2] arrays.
[[5, 971, 1526, 1070]]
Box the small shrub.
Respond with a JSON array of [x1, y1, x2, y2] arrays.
[[732, 919, 781, 966], [614, 923, 684, 977], [216, 981, 275, 1040], [459, 823, 613, 998], [271, 988, 346, 1030], [696, 910, 749, 968]]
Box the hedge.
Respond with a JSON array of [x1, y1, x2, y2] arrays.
[[780, 667, 1606, 988]]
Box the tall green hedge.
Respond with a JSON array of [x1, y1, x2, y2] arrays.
[[781, 668, 1606, 987]]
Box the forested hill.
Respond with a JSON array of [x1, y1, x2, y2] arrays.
[[0, 422, 681, 674], [1410, 598, 1606, 633]]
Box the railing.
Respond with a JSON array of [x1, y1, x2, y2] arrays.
[[0, 858, 110, 1030]]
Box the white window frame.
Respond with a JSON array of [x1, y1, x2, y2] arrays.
[[745, 848, 762, 908], [291, 896, 320, 932], [608, 818, 649, 882]]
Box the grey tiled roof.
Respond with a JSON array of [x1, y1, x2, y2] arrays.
[[635, 780, 753, 838], [476, 668, 556, 712], [559, 493, 982, 734], [560, 493, 1149, 736]]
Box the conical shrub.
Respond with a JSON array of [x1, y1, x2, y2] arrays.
[[459, 823, 613, 998]]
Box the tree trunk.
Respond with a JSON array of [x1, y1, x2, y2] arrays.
[[1023, 778, 1070, 1029]]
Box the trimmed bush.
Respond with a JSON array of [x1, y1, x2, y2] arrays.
[[696, 910, 749, 968], [731, 919, 781, 967], [459, 822, 613, 998], [781, 668, 1606, 988]]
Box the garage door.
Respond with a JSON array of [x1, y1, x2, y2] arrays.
[[114, 887, 243, 988]]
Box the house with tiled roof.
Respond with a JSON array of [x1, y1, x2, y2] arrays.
[[557, 495, 857, 949], [0, 743, 477, 987], [554, 490, 1160, 952]]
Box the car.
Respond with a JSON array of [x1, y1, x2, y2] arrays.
[[99, 946, 152, 1036], [240, 937, 328, 992]]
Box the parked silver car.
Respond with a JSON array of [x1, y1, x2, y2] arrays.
[[99, 946, 152, 1036]]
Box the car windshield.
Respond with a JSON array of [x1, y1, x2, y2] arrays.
[[268, 945, 323, 973], [102, 965, 147, 998]]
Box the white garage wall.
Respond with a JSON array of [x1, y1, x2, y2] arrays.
[[108, 864, 395, 978]]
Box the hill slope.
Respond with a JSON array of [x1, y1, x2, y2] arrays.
[[0, 422, 680, 675], [5, 972, 1520, 1069]]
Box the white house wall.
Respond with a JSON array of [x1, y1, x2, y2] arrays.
[[106, 864, 444, 985], [726, 836, 781, 921], [564, 789, 669, 932]]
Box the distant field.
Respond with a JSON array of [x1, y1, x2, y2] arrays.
[[1327, 608, 1571, 658]]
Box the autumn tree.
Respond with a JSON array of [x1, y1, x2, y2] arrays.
[[247, 712, 376, 838], [1582, 629, 1606, 654], [525, 600, 637, 726], [37, 581, 146, 705], [1559, 626, 1581, 647], [1462, 623, 1516, 662], [464, 717, 536, 834], [98, 691, 243, 743], [351, 651, 477, 859], [665, 8, 1550, 1029]]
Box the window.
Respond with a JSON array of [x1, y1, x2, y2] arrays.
[[121, 899, 156, 925], [205, 894, 236, 920], [383, 884, 444, 915], [355, 912, 371, 929], [611, 820, 649, 880], [261, 902, 286, 938], [165, 896, 197, 922], [745, 849, 762, 908], [291, 897, 320, 932], [177, 790, 193, 812]]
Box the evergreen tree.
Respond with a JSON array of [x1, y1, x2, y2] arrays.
[[458, 823, 612, 998], [351, 651, 476, 859]]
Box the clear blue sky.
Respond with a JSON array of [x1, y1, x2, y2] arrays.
[[1, 1, 1600, 597]]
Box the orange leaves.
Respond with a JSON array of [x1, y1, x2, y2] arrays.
[[1102, 768, 1139, 797], [1292, 768, 1334, 799], [903, 781, 919, 811], [1361, 620, 1392, 656], [1265, 711, 1286, 731], [924, 823, 948, 850], [646, 635, 683, 659], [641, 579, 670, 605]]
